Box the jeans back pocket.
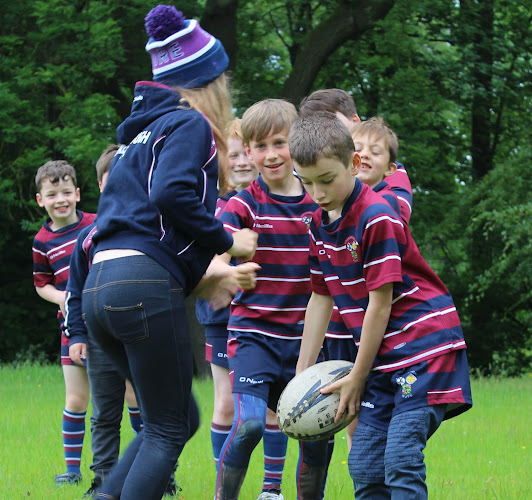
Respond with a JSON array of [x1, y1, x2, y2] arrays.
[[103, 303, 150, 344]]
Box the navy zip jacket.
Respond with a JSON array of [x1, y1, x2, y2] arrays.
[[93, 81, 233, 292]]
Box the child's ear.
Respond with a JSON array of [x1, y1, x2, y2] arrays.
[[36, 193, 44, 207], [351, 152, 361, 175], [76, 187, 81, 202], [245, 144, 253, 162], [384, 162, 397, 177]]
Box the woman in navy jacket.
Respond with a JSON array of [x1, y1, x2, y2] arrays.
[[82, 6, 257, 499]]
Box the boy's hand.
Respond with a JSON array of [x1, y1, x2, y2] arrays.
[[193, 255, 238, 310], [320, 371, 366, 423], [234, 262, 261, 290], [69, 342, 87, 366], [227, 229, 258, 262]]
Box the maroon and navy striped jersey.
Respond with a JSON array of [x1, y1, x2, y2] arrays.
[[309, 179, 466, 373], [377, 162, 413, 224], [325, 165, 413, 342], [32, 210, 96, 318], [220, 176, 318, 340]]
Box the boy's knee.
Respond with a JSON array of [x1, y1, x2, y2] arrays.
[[232, 418, 264, 453], [348, 423, 386, 483]]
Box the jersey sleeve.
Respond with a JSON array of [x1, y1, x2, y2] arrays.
[[219, 193, 255, 234], [32, 235, 53, 288], [386, 163, 413, 223], [362, 212, 406, 290]]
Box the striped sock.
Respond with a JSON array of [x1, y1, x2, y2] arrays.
[[128, 406, 144, 434], [211, 422, 232, 471], [62, 409, 86, 474], [262, 423, 288, 493]]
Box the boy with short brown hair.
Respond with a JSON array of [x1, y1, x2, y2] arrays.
[[32, 159, 96, 485], [289, 112, 472, 499]]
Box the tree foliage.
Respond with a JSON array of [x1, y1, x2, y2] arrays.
[[1, 0, 530, 375]]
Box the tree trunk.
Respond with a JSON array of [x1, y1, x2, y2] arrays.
[[201, 0, 240, 73], [460, 0, 495, 369], [282, 0, 396, 104]]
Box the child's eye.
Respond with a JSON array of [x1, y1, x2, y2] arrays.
[[322, 179, 334, 185]]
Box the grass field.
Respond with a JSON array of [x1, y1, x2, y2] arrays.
[[0, 364, 530, 499]]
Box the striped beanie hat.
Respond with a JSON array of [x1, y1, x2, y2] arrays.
[[145, 5, 229, 88]]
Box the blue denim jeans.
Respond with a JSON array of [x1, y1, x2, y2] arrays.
[[349, 405, 446, 500], [86, 333, 128, 477], [83, 255, 193, 499]]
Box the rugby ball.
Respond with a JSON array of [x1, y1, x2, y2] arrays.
[[277, 360, 355, 441]]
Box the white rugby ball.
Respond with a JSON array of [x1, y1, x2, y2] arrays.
[[277, 360, 355, 441]]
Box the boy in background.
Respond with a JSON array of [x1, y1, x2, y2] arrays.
[[289, 112, 472, 499], [299, 90, 414, 452], [299, 88, 412, 222], [64, 145, 150, 497], [215, 99, 329, 500], [32, 160, 96, 485]]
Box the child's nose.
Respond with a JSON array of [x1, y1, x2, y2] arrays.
[[265, 146, 278, 159]]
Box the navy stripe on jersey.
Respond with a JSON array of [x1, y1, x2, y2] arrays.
[[309, 180, 466, 372], [220, 176, 317, 339]]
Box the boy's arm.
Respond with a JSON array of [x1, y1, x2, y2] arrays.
[[194, 254, 261, 309], [322, 283, 393, 421], [35, 285, 67, 317], [64, 239, 89, 366], [296, 292, 334, 374]]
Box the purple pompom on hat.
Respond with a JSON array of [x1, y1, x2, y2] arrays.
[[145, 4, 229, 88]]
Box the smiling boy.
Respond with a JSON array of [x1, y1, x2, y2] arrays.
[[215, 99, 329, 500], [32, 160, 96, 485], [289, 112, 472, 499]]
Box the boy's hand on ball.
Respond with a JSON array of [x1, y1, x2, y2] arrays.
[[321, 373, 364, 423]]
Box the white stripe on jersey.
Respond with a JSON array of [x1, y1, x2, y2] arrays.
[[46, 238, 77, 256], [371, 340, 466, 371], [363, 254, 401, 269], [384, 306, 458, 339], [257, 246, 309, 252], [366, 215, 404, 230], [392, 286, 419, 304], [233, 196, 257, 220], [256, 277, 310, 282]]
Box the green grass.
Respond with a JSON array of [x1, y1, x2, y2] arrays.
[[0, 365, 530, 499]]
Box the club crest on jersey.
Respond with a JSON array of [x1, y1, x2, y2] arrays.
[[301, 212, 314, 230], [396, 372, 417, 398], [345, 236, 359, 261]]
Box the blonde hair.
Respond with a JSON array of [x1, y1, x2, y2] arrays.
[[350, 116, 399, 163], [241, 99, 298, 145], [176, 73, 234, 195], [227, 118, 243, 141]]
